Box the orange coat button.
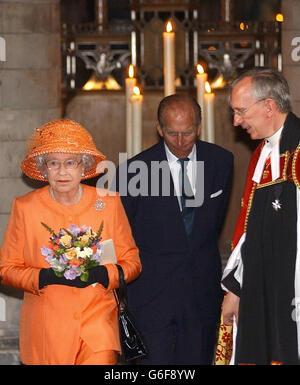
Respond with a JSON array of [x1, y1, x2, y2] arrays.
[[68, 216, 73, 222]]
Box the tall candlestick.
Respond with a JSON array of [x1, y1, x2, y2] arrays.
[[222, 0, 233, 24], [196, 64, 208, 141], [125, 64, 137, 158], [131, 10, 137, 66], [163, 21, 175, 96], [131, 86, 143, 156], [225, 0, 230, 22], [204, 82, 215, 144]]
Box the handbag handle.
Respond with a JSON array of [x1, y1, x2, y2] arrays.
[[114, 264, 128, 310]]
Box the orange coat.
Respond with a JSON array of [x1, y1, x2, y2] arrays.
[[0, 184, 141, 364]]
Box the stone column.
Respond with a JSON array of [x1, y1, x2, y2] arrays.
[[0, 0, 61, 363], [282, 0, 300, 112]]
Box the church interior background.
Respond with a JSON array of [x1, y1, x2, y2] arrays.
[[0, 0, 299, 364]]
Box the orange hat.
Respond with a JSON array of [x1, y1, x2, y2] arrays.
[[21, 119, 106, 181]]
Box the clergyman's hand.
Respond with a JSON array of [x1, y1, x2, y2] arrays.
[[222, 291, 240, 326]]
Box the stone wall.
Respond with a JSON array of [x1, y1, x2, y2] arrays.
[[0, 0, 61, 361]]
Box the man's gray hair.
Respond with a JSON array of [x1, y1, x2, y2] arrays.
[[230, 68, 292, 113]]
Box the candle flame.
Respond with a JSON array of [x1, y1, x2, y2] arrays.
[[205, 81, 211, 94], [83, 74, 121, 90], [128, 64, 134, 78], [133, 86, 140, 96], [276, 13, 283, 22], [197, 64, 204, 74], [211, 75, 225, 89], [166, 21, 173, 33]]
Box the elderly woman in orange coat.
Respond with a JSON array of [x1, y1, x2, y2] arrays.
[[0, 119, 141, 365]]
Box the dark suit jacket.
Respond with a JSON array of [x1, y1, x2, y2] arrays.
[[116, 139, 233, 331]]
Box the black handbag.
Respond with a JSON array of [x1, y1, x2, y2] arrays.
[[113, 264, 148, 362]]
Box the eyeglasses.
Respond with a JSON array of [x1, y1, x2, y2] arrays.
[[231, 99, 265, 118], [45, 159, 82, 170]]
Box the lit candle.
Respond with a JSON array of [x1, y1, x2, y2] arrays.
[[196, 64, 207, 141], [163, 21, 175, 96], [131, 86, 143, 156], [204, 82, 215, 144], [125, 64, 137, 158]]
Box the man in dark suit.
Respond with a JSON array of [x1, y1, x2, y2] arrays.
[[116, 94, 233, 364]]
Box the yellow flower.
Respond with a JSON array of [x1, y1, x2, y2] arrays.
[[79, 234, 90, 245], [65, 247, 77, 260], [60, 234, 72, 248]]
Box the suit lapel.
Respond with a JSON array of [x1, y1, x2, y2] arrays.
[[188, 140, 213, 242]]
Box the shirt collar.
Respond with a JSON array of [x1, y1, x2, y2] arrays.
[[265, 125, 283, 148], [164, 142, 196, 164]]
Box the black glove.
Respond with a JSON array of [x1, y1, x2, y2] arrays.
[[87, 265, 109, 288], [39, 266, 109, 290]]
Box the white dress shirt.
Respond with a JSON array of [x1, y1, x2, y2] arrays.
[[164, 143, 197, 211]]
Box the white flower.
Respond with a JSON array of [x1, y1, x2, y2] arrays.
[[76, 246, 93, 259]]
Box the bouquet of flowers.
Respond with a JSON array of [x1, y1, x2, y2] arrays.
[[40, 221, 104, 281]]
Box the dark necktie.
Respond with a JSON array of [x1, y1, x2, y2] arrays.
[[178, 158, 195, 237]]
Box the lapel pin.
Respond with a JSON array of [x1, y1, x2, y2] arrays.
[[94, 198, 106, 210]]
